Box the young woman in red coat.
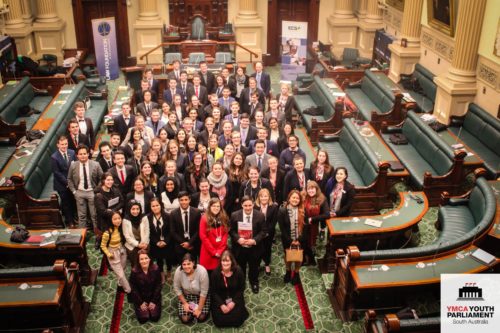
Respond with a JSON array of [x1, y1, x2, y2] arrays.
[[199, 198, 229, 273]]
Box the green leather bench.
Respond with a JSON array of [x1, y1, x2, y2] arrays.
[[357, 175, 496, 261], [346, 70, 397, 120], [0, 76, 53, 130], [400, 63, 436, 113], [381, 111, 467, 205], [449, 103, 500, 179], [318, 118, 392, 215]]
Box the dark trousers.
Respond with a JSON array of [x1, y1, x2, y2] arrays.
[[236, 247, 260, 286], [261, 231, 275, 266], [58, 189, 76, 225]]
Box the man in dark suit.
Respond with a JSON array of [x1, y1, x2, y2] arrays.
[[279, 134, 307, 173], [245, 139, 271, 172], [198, 61, 215, 94], [113, 102, 135, 141], [73, 101, 95, 149], [135, 79, 158, 104], [51, 136, 76, 226], [144, 68, 159, 97], [251, 61, 271, 97], [178, 71, 193, 104], [67, 144, 103, 229], [239, 77, 266, 114], [230, 131, 249, 156], [67, 119, 90, 152], [229, 196, 267, 293], [96, 141, 114, 172], [109, 150, 136, 197], [167, 59, 182, 82], [163, 77, 183, 106], [188, 75, 208, 106], [248, 128, 279, 158], [171, 192, 202, 261], [135, 90, 159, 118], [218, 120, 233, 149], [237, 113, 257, 147]]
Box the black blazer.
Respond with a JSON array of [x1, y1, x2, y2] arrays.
[[109, 165, 137, 197], [198, 70, 215, 95], [113, 114, 136, 141], [134, 89, 158, 104], [283, 169, 310, 196], [77, 118, 95, 148], [229, 209, 267, 257], [158, 173, 187, 193], [251, 71, 271, 96], [275, 93, 295, 122], [239, 88, 266, 114], [188, 85, 208, 106], [237, 125, 258, 147], [67, 132, 90, 152], [97, 155, 114, 173], [228, 74, 249, 98], [239, 178, 275, 203], [325, 179, 356, 217], [308, 163, 334, 195], [126, 190, 155, 215], [164, 122, 179, 140], [189, 191, 218, 210], [170, 206, 202, 250], [278, 206, 308, 249], [260, 167, 285, 205], [257, 203, 279, 238], [147, 212, 171, 258]]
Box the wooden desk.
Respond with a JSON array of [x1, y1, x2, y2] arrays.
[[437, 128, 484, 173], [317, 57, 387, 88], [0, 280, 63, 307], [180, 40, 218, 59], [0, 219, 96, 286], [321, 192, 427, 273], [330, 245, 498, 321]]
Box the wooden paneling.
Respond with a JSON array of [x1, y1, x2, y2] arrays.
[[168, 0, 228, 28]]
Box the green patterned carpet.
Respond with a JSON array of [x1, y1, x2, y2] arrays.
[[82, 67, 442, 332]]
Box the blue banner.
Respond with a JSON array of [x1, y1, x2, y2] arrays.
[[92, 17, 119, 80]]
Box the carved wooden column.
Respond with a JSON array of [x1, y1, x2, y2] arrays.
[[4, 0, 34, 57], [357, 0, 384, 57], [388, 0, 424, 82], [234, 0, 263, 61], [32, 0, 65, 61], [135, 0, 163, 64], [328, 0, 358, 54], [434, 0, 487, 123]]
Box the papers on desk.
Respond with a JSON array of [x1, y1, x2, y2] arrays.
[[402, 92, 416, 102], [364, 218, 383, 228], [59, 90, 73, 94], [13, 150, 32, 159], [332, 91, 346, 97], [326, 82, 339, 89], [420, 114, 436, 122], [471, 248, 496, 266]]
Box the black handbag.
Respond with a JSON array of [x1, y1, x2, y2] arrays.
[[10, 226, 30, 243], [389, 133, 408, 145], [55, 234, 82, 246], [303, 106, 323, 116]]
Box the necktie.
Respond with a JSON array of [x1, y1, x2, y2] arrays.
[[247, 216, 251, 224], [182, 84, 186, 95], [176, 71, 179, 80], [257, 156, 262, 170], [172, 89, 175, 99], [74, 135, 78, 146], [136, 160, 140, 173], [195, 86, 199, 98], [184, 211, 189, 235], [107, 160, 112, 168], [83, 163, 89, 189], [120, 169, 125, 185], [63, 153, 68, 164], [257, 73, 262, 90]]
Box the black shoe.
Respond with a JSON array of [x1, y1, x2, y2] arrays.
[[126, 292, 133, 303], [292, 273, 301, 286], [251, 284, 259, 294], [283, 271, 291, 284], [117, 286, 125, 293], [319, 229, 325, 241]]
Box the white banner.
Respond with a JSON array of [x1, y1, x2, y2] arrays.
[[281, 21, 308, 81]]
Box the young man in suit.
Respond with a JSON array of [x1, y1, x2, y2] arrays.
[[218, 86, 235, 111], [248, 128, 279, 158], [145, 108, 166, 137], [67, 144, 103, 229], [135, 90, 159, 119], [163, 77, 182, 106], [178, 70, 193, 104], [218, 120, 233, 149], [237, 114, 257, 147], [264, 99, 286, 127], [245, 139, 271, 172], [135, 79, 158, 104], [279, 134, 307, 174], [224, 101, 241, 129], [239, 77, 266, 114], [230, 131, 249, 156], [170, 191, 202, 261], [144, 68, 159, 97], [51, 136, 76, 226], [96, 141, 114, 172], [67, 119, 90, 152], [167, 59, 182, 82], [198, 61, 215, 94], [188, 74, 208, 106], [113, 102, 135, 141], [204, 94, 228, 119], [251, 61, 271, 97], [229, 196, 267, 293], [74, 101, 95, 149], [109, 150, 136, 197]]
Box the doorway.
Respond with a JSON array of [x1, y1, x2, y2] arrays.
[[266, 0, 319, 65], [72, 0, 131, 66]]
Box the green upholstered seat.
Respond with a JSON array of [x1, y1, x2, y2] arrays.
[[449, 103, 500, 179], [0, 77, 30, 112], [319, 119, 379, 187], [401, 63, 436, 113], [0, 146, 16, 173], [190, 16, 206, 40], [295, 75, 337, 132], [188, 52, 206, 64], [381, 111, 454, 188], [214, 52, 232, 64], [164, 52, 182, 65], [358, 176, 496, 261]]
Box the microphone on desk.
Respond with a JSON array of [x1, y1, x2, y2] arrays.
[[370, 239, 380, 269]]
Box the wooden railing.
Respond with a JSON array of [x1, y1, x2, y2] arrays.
[[139, 41, 258, 64]]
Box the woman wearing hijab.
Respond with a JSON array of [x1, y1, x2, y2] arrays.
[[122, 200, 150, 266], [161, 176, 180, 214]]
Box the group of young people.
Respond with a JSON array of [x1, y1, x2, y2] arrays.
[[50, 61, 356, 326]]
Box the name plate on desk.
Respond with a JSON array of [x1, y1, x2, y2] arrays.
[[364, 218, 383, 228]]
